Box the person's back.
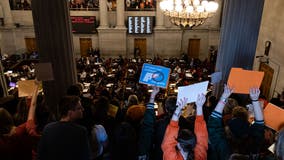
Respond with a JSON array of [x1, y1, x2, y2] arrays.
[[38, 121, 90, 160], [37, 96, 91, 160]]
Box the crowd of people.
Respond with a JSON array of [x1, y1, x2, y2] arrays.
[[0, 52, 284, 160]]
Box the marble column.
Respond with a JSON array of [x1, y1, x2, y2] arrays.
[[155, 0, 165, 29], [116, 0, 125, 28], [31, 0, 77, 117], [99, 0, 108, 28], [0, 0, 14, 27]]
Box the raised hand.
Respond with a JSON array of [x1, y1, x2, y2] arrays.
[[196, 94, 206, 116], [149, 86, 160, 103], [172, 97, 188, 120], [151, 86, 160, 98], [249, 87, 260, 101], [221, 84, 234, 99], [177, 97, 188, 111], [196, 94, 206, 108]]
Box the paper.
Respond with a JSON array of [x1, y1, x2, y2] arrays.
[[18, 80, 37, 97], [264, 103, 284, 131], [35, 62, 54, 81], [139, 63, 171, 88], [210, 71, 222, 84], [108, 104, 119, 118], [227, 68, 264, 94], [177, 81, 209, 104]]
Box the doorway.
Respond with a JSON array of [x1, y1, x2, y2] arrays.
[[259, 62, 274, 99], [25, 37, 37, 53], [134, 38, 147, 59], [80, 38, 92, 57], [188, 39, 200, 59]]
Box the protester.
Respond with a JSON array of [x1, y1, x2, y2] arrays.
[[162, 94, 208, 160]]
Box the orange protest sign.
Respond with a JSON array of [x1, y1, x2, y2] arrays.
[[264, 103, 284, 131], [227, 68, 264, 94], [18, 80, 37, 97]]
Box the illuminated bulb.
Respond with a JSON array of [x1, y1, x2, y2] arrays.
[[186, 5, 194, 13], [197, 5, 204, 12], [175, 0, 182, 5], [193, 0, 200, 6], [201, 0, 208, 6], [167, 1, 174, 11], [184, 0, 190, 6], [175, 4, 183, 12], [205, 1, 218, 12]]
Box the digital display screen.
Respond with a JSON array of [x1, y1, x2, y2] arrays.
[[71, 16, 96, 34], [128, 16, 154, 34]]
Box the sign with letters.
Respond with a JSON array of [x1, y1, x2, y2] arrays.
[[139, 63, 170, 88]]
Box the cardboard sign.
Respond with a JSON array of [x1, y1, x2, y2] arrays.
[[227, 68, 264, 94], [35, 63, 54, 81], [264, 103, 284, 131], [139, 63, 171, 88], [107, 104, 119, 118], [177, 81, 209, 104], [18, 80, 37, 97]]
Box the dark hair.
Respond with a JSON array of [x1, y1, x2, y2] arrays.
[[0, 108, 14, 135], [111, 122, 137, 160], [66, 85, 81, 96], [177, 129, 196, 154], [92, 96, 110, 124], [13, 97, 29, 126], [58, 96, 80, 118], [164, 96, 177, 116]]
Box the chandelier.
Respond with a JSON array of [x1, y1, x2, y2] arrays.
[[159, 0, 219, 27]]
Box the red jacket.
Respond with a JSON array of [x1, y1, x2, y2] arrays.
[[161, 115, 208, 160]]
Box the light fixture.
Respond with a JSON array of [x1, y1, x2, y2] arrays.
[[160, 0, 219, 27]]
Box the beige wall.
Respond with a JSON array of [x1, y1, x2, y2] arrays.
[[255, 0, 284, 98], [1, 9, 221, 60]]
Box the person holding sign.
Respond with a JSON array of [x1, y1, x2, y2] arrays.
[[138, 86, 160, 160], [0, 80, 40, 160], [161, 94, 208, 160], [207, 85, 265, 160]]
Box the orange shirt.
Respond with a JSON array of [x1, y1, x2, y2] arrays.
[[161, 115, 208, 160]]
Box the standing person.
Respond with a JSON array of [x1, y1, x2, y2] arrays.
[[162, 94, 208, 160], [134, 46, 140, 59], [207, 85, 265, 160], [37, 96, 91, 160], [0, 80, 40, 160]]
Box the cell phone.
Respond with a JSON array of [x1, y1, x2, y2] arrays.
[[9, 82, 16, 87]]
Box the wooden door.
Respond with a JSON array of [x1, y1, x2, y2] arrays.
[[134, 38, 147, 59], [25, 38, 37, 53], [80, 38, 92, 57], [188, 39, 200, 58], [259, 62, 274, 99]]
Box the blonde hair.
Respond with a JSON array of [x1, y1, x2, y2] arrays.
[[127, 94, 138, 107]]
